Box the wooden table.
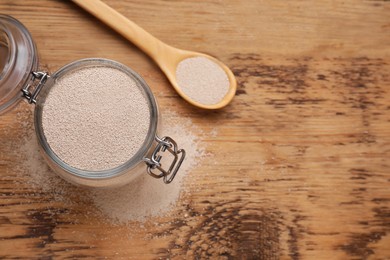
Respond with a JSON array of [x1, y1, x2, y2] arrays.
[[1, 0, 389, 259]]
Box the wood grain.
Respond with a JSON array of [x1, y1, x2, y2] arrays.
[[0, 0, 389, 259]]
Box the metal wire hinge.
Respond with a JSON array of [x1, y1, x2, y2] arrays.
[[143, 136, 186, 184], [22, 71, 49, 104]]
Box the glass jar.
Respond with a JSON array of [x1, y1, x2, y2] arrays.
[[0, 14, 185, 188]]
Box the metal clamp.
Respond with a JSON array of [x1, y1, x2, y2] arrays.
[[143, 135, 186, 184], [22, 71, 49, 104]]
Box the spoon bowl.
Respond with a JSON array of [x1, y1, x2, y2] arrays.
[[72, 0, 236, 109], [157, 45, 237, 109]]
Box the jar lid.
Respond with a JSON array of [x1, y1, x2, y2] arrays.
[[0, 15, 38, 114]]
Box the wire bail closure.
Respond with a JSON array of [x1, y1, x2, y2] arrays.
[[22, 71, 49, 104], [143, 135, 186, 184]]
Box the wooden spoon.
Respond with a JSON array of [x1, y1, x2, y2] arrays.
[[72, 0, 236, 110]]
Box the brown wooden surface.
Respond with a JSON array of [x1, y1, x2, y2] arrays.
[[1, 0, 390, 259]]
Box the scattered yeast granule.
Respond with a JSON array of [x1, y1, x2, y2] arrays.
[[15, 110, 207, 224]]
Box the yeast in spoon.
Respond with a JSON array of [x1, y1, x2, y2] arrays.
[[176, 57, 230, 105]]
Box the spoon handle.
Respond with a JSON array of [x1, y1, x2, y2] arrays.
[[72, 0, 168, 61]]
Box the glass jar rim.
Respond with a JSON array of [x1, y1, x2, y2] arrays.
[[34, 58, 159, 180]]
